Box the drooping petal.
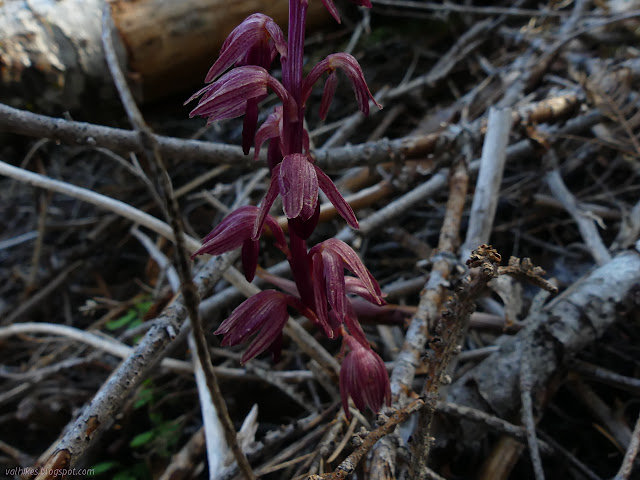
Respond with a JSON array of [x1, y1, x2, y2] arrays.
[[241, 309, 288, 363], [214, 290, 289, 364], [344, 302, 369, 347], [188, 66, 296, 125], [266, 135, 284, 171], [254, 106, 283, 161], [252, 164, 281, 240], [192, 206, 257, 258], [241, 239, 260, 282], [320, 0, 341, 23], [315, 166, 359, 229], [262, 214, 288, 253], [242, 98, 260, 155], [312, 238, 384, 304], [279, 153, 318, 221], [311, 252, 333, 337], [345, 277, 387, 305], [302, 53, 381, 116], [319, 71, 338, 120], [322, 249, 347, 322]]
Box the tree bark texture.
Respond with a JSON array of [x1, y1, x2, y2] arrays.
[[0, 0, 329, 111]]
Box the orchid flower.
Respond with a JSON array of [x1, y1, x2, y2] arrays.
[[189, 0, 391, 417]]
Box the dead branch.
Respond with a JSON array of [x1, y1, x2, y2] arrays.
[[447, 249, 640, 448]]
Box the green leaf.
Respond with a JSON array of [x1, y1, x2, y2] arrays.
[[133, 389, 154, 409], [135, 300, 153, 316], [130, 430, 155, 448], [105, 310, 137, 331], [148, 411, 164, 425], [113, 473, 137, 480], [90, 461, 118, 475]]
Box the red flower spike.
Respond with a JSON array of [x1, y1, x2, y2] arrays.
[[279, 153, 318, 221], [205, 13, 287, 83], [340, 335, 391, 416], [187, 66, 297, 125], [302, 53, 381, 117]]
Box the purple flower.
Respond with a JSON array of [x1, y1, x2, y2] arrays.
[[340, 335, 391, 416], [252, 154, 359, 240], [204, 13, 287, 83], [310, 238, 385, 330], [215, 290, 319, 363], [191, 206, 287, 282], [303, 53, 381, 118], [186, 66, 297, 125], [200, 14, 287, 155]]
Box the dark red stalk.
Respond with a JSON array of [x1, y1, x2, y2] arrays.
[[281, 0, 307, 155], [288, 223, 315, 308], [282, 0, 313, 308]]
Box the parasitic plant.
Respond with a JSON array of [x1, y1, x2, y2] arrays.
[[188, 0, 389, 416]]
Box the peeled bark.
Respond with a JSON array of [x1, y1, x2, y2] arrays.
[[0, 0, 329, 111]]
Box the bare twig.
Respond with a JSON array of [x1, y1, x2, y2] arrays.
[[520, 341, 546, 480], [308, 398, 425, 480], [0, 321, 191, 373], [570, 359, 640, 395], [0, 93, 587, 171], [567, 379, 632, 450], [460, 107, 512, 261], [130, 227, 180, 292], [545, 151, 612, 265], [3, 261, 83, 326], [409, 157, 470, 477], [436, 402, 553, 455], [614, 413, 640, 480], [101, 5, 254, 478]]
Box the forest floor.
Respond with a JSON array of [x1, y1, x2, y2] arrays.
[[1, 1, 639, 480]]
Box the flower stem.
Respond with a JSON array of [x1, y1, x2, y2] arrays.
[[288, 223, 314, 308], [282, 0, 308, 155]]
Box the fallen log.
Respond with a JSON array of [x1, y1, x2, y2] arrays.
[[0, 0, 329, 112]]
